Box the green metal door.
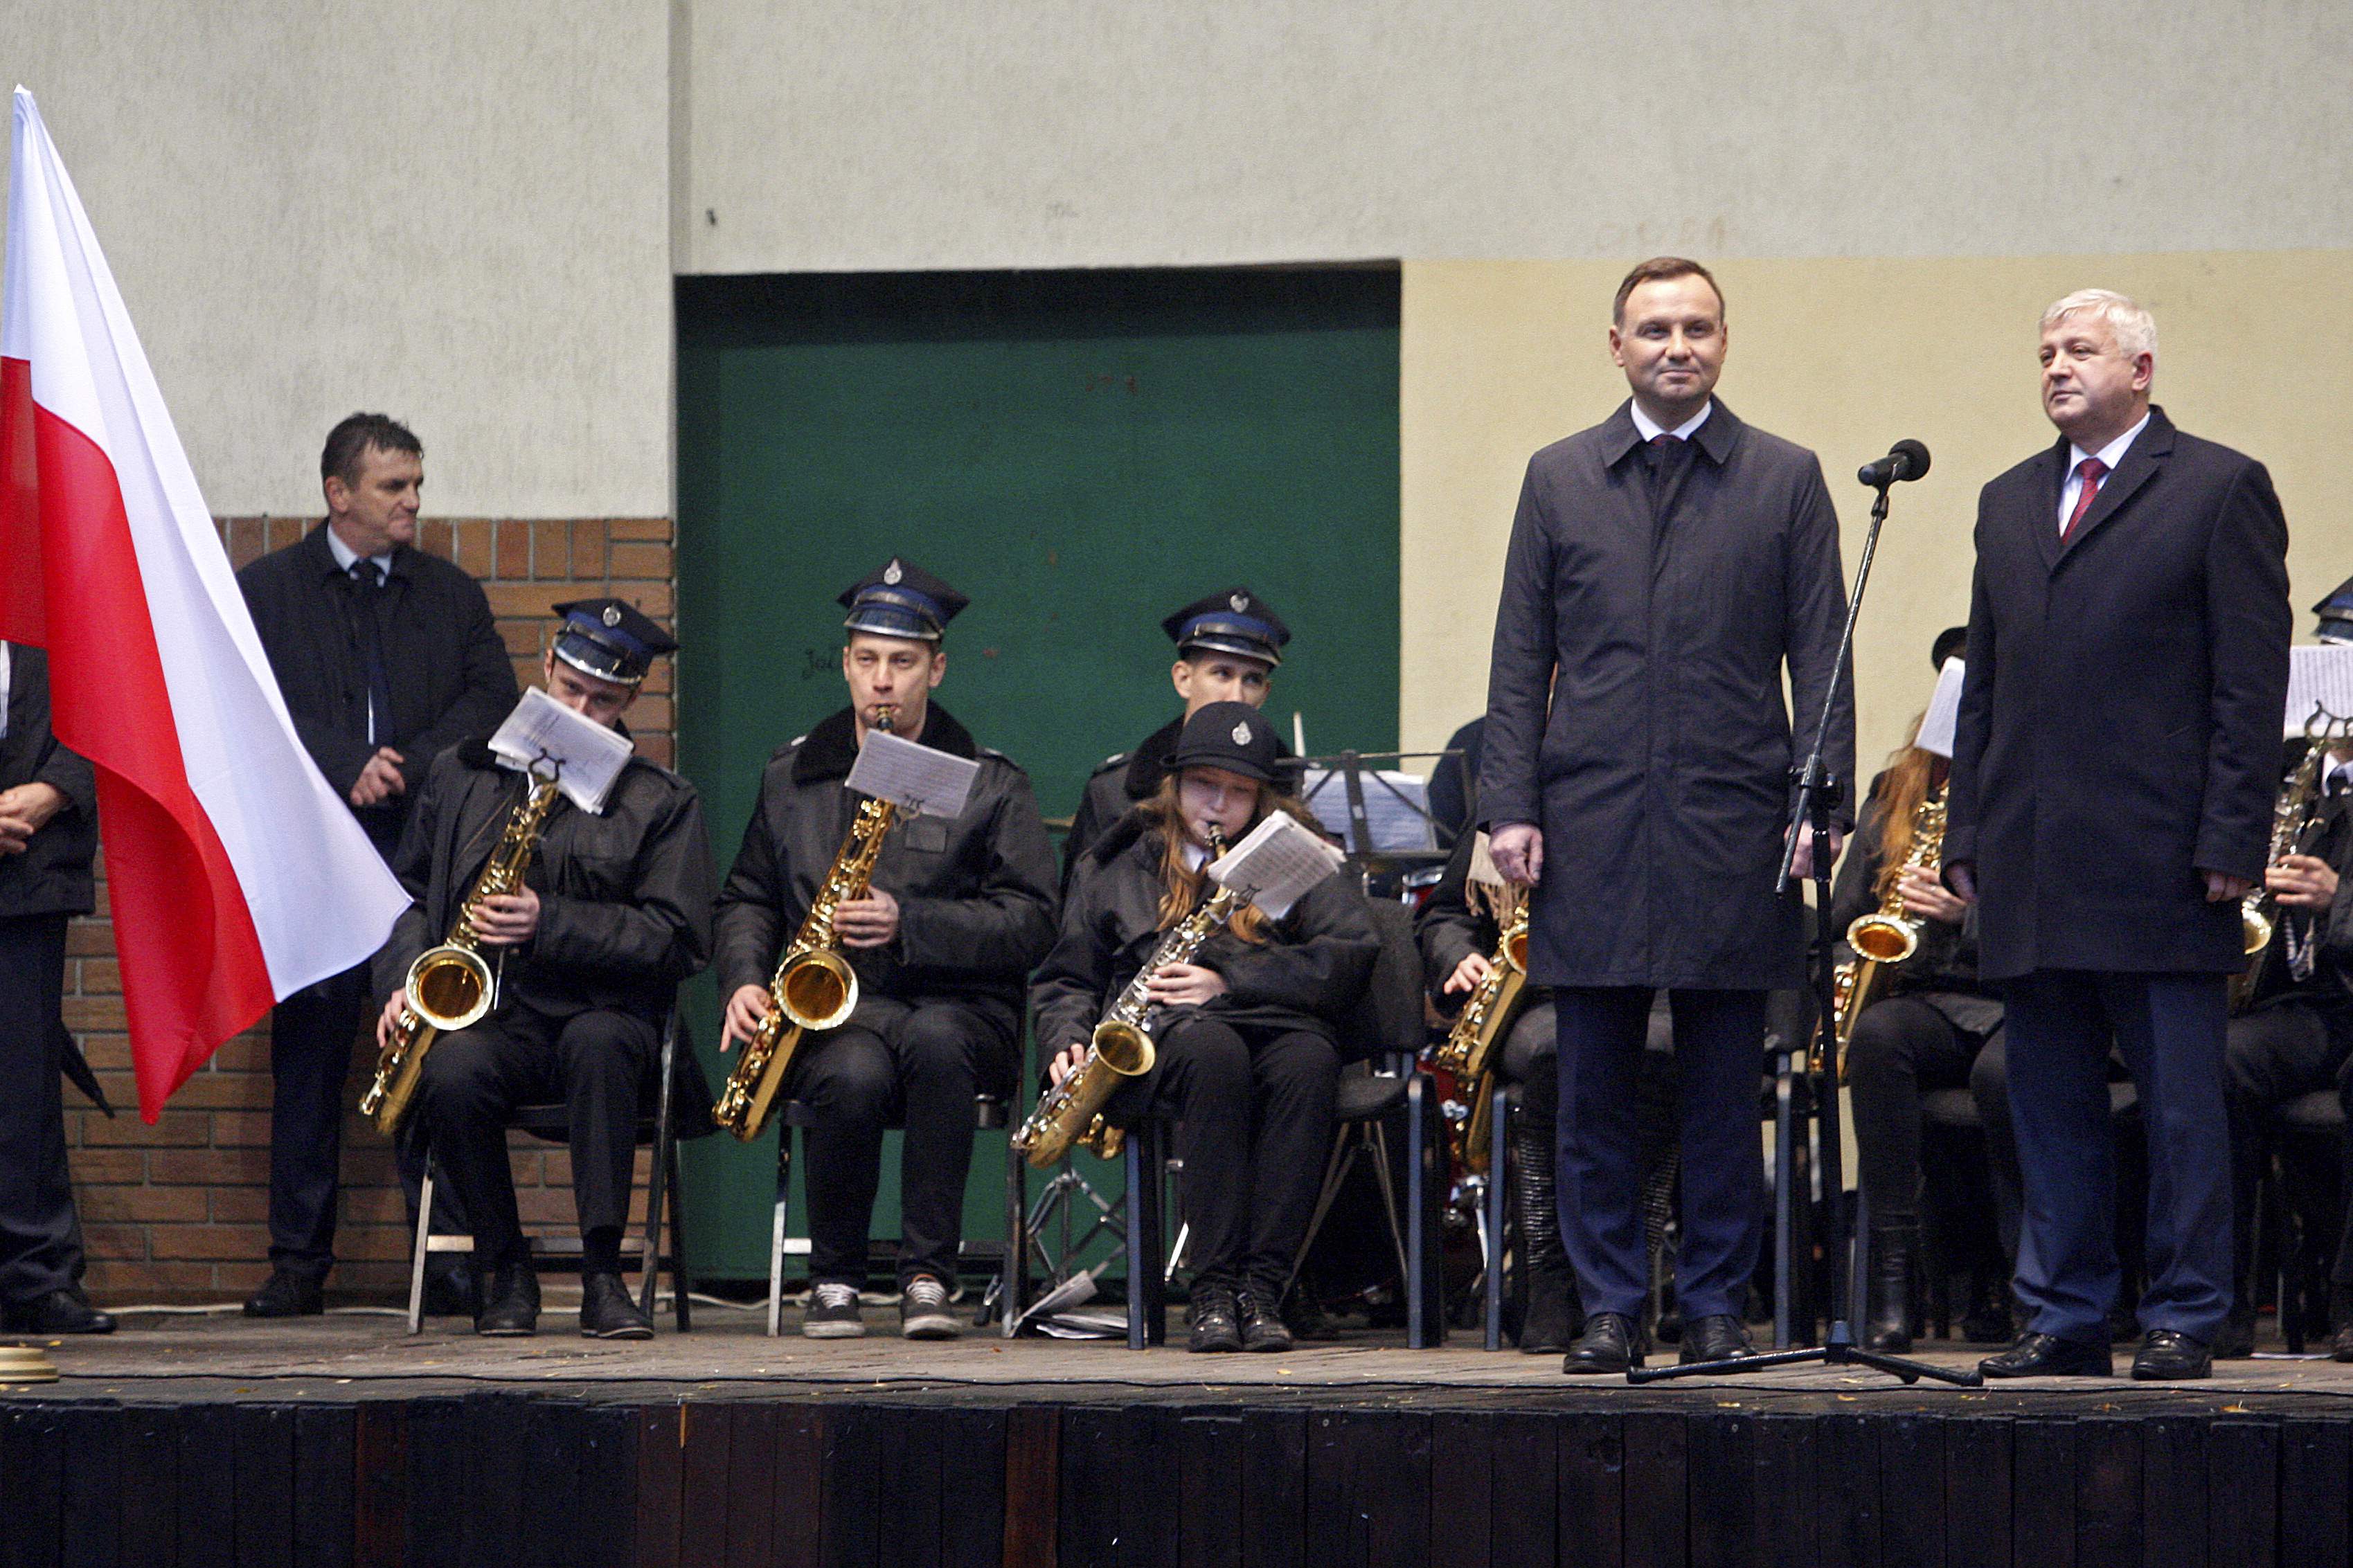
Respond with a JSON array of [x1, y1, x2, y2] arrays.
[[674, 267, 1400, 1279]]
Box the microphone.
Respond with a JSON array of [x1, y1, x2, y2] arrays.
[[1857, 439, 1931, 488]]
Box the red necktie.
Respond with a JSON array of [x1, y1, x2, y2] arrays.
[[2061, 456, 2108, 543]]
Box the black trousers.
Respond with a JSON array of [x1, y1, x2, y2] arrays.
[[263, 964, 368, 1277], [1118, 1015, 1339, 1297], [793, 998, 1014, 1288], [1846, 995, 2000, 1232], [0, 914, 84, 1304], [2222, 1000, 2345, 1305], [415, 1005, 657, 1270]]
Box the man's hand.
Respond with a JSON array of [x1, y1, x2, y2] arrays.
[[2204, 869, 2255, 903], [350, 747, 407, 808], [1489, 822, 1544, 887], [1947, 860, 1978, 904], [1785, 824, 1847, 881], [721, 984, 776, 1052], [0, 782, 67, 856], [468, 886, 541, 946], [377, 989, 410, 1051], [834, 889, 900, 949], [1444, 952, 1494, 996], [1145, 962, 1228, 1009], [1897, 867, 1969, 926], [1049, 1043, 1089, 1087], [2266, 853, 2340, 911]]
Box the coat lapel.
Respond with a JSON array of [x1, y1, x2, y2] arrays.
[[2053, 407, 2174, 569]]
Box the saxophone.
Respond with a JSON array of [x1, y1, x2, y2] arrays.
[[1829, 787, 1945, 1072], [360, 771, 564, 1135], [1431, 891, 1529, 1174], [1014, 827, 1234, 1167], [713, 712, 900, 1142], [2233, 736, 2332, 1011]]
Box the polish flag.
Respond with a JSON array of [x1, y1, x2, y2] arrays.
[[1, 89, 409, 1120]]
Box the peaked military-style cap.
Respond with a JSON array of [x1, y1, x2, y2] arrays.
[[551, 597, 677, 685], [2315, 575, 2353, 645], [1161, 586, 1289, 667], [839, 557, 968, 642], [1167, 700, 1283, 783]]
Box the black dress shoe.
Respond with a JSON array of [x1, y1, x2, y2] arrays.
[[1979, 1332, 2113, 1378], [1188, 1285, 1242, 1354], [2211, 1308, 2255, 1360], [242, 1270, 323, 1319], [2131, 1328, 2212, 1381], [578, 1272, 653, 1340], [420, 1260, 478, 1319], [1235, 1289, 1294, 1353], [475, 1256, 541, 1337], [2333, 1322, 2353, 1364], [1679, 1314, 1756, 1367], [3, 1287, 116, 1335], [1562, 1311, 1645, 1375]]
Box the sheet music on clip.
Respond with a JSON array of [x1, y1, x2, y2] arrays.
[[844, 729, 980, 819], [487, 687, 632, 813], [1913, 658, 1967, 759], [2284, 646, 2353, 737], [1208, 812, 1345, 921]]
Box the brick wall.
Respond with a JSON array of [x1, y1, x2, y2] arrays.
[[64, 517, 676, 1304]]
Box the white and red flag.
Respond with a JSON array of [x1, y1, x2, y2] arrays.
[[1, 88, 409, 1119]]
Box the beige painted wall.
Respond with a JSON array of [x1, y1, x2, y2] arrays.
[[1, 3, 672, 517], [1402, 253, 2353, 781]]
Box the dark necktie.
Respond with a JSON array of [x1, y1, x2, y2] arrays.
[[350, 559, 394, 747], [2060, 456, 2108, 543], [1647, 433, 1685, 464]]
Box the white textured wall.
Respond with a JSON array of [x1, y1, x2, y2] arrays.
[[680, 0, 2353, 274], [1, 3, 672, 517]]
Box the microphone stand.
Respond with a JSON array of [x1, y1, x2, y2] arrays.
[[1629, 479, 1982, 1388]]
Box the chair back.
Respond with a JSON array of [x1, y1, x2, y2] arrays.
[[1341, 896, 1429, 1064]]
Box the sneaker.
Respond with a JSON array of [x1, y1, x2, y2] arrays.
[[900, 1274, 960, 1340], [803, 1281, 866, 1340]]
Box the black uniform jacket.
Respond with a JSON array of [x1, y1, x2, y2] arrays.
[[1478, 399, 1852, 990], [713, 705, 1058, 1034], [0, 646, 97, 918], [238, 523, 518, 848], [1828, 782, 2002, 1038], [1062, 714, 1298, 890], [1414, 829, 1551, 1018], [1032, 809, 1381, 1061], [375, 734, 715, 1021], [1946, 408, 2292, 978]]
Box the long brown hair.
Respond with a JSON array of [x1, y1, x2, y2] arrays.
[[1136, 773, 1320, 944], [1871, 711, 1947, 901]]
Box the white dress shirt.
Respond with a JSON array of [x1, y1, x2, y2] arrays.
[[1631, 401, 1713, 444], [323, 524, 395, 579], [2057, 412, 2150, 533]]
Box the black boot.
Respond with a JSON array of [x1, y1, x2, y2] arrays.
[[1863, 1224, 1915, 1353], [1510, 1113, 1579, 1354]]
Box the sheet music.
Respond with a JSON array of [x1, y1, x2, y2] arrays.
[[1914, 658, 1967, 759], [487, 688, 632, 813], [843, 728, 980, 818], [1467, 830, 1503, 888], [1299, 768, 1435, 852], [1210, 811, 1345, 921], [2284, 646, 2353, 737]]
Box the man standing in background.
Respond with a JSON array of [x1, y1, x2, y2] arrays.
[[235, 414, 518, 1316]]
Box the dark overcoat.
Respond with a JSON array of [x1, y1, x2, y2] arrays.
[[375, 733, 715, 1022], [713, 705, 1059, 1036], [1478, 399, 1852, 989], [238, 523, 518, 854], [0, 646, 96, 918], [1946, 407, 2291, 978]]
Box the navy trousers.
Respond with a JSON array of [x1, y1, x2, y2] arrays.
[[1555, 986, 1766, 1321], [0, 914, 84, 1304], [2004, 969, 2232, 1345]]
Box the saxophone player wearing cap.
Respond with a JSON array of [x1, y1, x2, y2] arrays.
[[713, 561, 1057, 1342], [377, 600, 714, 1340], [1033, 704, 1378, 1354]]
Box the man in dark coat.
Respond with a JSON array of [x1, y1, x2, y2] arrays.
[[382, 601, 713, 1339], [1060, 588, 1292, 890], [0, 646, 112, 1335], [1479, 257, 1852, 1374], [236, 414, 518, 1316], [715, 560, 1059, 1340], [1947, 289, 2291, 1381]]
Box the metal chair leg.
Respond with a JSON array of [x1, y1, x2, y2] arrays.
[[665, 1142, 692, 1332], [406, 1164, 436, 1335], [767, 1128, 793, 1339], [1773, 1045, 1797, 1350], [1125, 1129, 1167, 1349], [1405, 1074, 1447, 1349], [1484, 1083, 1510, 1351]]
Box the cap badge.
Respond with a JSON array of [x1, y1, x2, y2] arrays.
[[1232, 721, 1253, 744], [600, 604, 623, 627], [884, 560, 904, 585], [1229, 593, 1248, 612]]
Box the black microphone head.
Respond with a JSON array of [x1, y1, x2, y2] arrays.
[[1890, 439, 1931, 481]]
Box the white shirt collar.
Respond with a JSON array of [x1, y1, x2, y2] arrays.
[[1181, 839, 1210, 872], [323, 524, 394, 577], [1630, 399, 1712, 444], [2068, 411, 2150, 476]]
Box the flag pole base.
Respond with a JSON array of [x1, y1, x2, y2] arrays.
[[0, 1343, 61, 1384]]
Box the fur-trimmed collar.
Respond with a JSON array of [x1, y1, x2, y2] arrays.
[[1089, 804, 1164, 868], [1121, 715, 1186, 802], [792, 703, 978, 785]]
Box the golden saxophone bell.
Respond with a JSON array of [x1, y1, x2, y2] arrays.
[[778, 946, 859, 1031], [1845, 912, 1920, 966], [2242, 908, 2273, 959], [406, 944, 496, 1032]]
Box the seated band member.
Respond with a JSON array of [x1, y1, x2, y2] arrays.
[[1060, 588, 1291, 888], [1832, 633, 2007, 1353], [1033, 703, 1379, 1354], [715, 560, 1058, 1341], [1415, 829, 1575, 1351], [379, 600, 715, 1340]]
